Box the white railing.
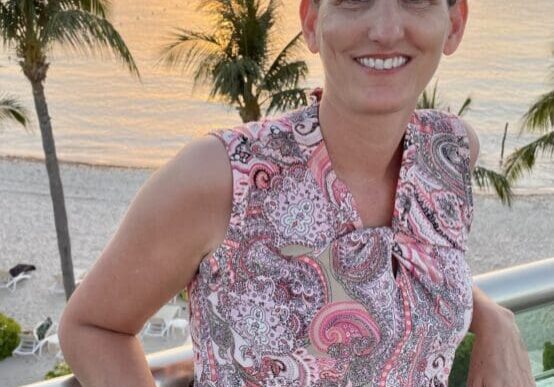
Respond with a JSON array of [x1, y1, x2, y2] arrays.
[[474, 257, 554, 313], [21, 257, 554, 387]]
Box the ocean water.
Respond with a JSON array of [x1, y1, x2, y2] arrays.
[[0, 0, 553, 190]]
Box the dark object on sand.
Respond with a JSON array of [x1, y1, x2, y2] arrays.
[[9, 264, 36, 277]]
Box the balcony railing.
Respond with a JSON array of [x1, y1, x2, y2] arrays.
[[21, 257, 554, 387]]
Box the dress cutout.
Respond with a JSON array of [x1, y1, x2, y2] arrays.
[[188, 89, 474, 386]]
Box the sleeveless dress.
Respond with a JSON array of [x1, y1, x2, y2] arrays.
[[188, 89, 474, 386]]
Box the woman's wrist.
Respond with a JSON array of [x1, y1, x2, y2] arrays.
[[470, 285, 516, 335]]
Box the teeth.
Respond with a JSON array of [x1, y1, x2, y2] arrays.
[[357, 56, 408, 71]]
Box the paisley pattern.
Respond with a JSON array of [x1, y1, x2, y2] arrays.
[[188, 89, 474, 386]]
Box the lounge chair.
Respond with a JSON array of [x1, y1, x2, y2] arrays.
[[168, 318, 189, 338], [0, 269, 31, 293], [141, 317, 170, 338], [43, 334, 64, 360], [13, 317, 56, 357], [9, 263, 36, 277]]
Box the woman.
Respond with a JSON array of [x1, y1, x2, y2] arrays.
[[59, 0, 534, 385]]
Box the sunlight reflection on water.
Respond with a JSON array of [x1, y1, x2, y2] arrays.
[[0, 0, 552, 188]]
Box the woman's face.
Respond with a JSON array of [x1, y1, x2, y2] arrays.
[[300, 0, 468, 115]]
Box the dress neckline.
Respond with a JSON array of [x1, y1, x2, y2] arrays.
[[302, 88, 417, 233]]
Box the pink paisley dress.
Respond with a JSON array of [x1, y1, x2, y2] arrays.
[[188, 89, 474, 386]]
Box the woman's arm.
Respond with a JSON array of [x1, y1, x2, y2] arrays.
[[462, 119, 534, 386], [468, 286, 534, 386], [58, 136, 233, 387]]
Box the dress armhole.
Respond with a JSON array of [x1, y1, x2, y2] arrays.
[[186, 129, 251, 294], [449, 115, 475, 232], [204, 128, 251, 243]]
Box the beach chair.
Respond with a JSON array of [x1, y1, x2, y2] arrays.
[[43, 334, 64, 360], [0, 269, 31, 293], [168, 318, 189, 338], [141, 317, 170, 338], [9, 263, 36, 277], [13, 317, 56, 357]]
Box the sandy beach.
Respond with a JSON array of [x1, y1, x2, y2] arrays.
[[1, 156, 554, 386]]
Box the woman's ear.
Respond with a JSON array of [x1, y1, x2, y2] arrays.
[[443, 0, 469, 56], [300, 0, 319, 54]]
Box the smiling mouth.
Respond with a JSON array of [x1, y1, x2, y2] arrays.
[[354, 55, 411, 71]]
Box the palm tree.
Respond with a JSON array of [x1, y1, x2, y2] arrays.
[[418, 81, 513, 205], [504, 53, 554, 182], [0, 0, 139, 300], [157, 0, 309, 123], [0, 93, 30, 131]]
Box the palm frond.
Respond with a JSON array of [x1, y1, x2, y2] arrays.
[[0, 1, 30, 47], [457, 96, 472, 117], [259, 32, 306, 94], [195, 0, 273, 64], [472, 166, 513, 206], [0, 93, 31, 131], [520, 90, 554, 134], [45, 9, 139, 78], [58, 0, 112, 18], [158, 0, 306, 119], [504, 130, 554, 182], [260, 60, 308, 96], [235, 0, 276, 65], [265, 88, 309, 116], [156, 28, 224, 74], [417, 80, 442, 110], [253, 0, 279, 67], [211, 57, 261, 103]]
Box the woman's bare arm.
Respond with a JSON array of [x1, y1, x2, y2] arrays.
[[461, 119, 534, 386], [58, 135, 232, 387]]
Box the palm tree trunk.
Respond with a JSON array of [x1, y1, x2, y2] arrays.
[[239, 84, 261, 123], [30, 79, 76, 300]]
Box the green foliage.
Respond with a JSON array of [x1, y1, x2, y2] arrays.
[[0, 0, 139, 79], [0, 93, 31, 131], [544, 341, 554, 372], [0, 313, 21, 361], [504, 131, 554, 182], [521, 90, 554, 134], [417, 80, 472, 117], [449, 333, 475, 387], [504, 47, 553, 182], [180, 288, 189, 302], [472, 166, 513, 206], [158, 0, 309, 122], [1, 0, 139, 300], [418, 80, 442, 110], [45, 361, 72, 380]]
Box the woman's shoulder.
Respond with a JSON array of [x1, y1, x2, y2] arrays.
[[208, 109, 300, 144], [205, 107, 309, 169], [414, 109, 479, 170]]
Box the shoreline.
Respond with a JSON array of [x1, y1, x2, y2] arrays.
[[0, 154, 157, 173], [3, 154, 554, 197]]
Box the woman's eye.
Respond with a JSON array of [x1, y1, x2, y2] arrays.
[[335, 0, 436, 10], [336, 0, 435, 9], [401, 0, 434, 8], [336, 0, 372, 8]]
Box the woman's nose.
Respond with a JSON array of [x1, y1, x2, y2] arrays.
[[366, 1, 405, 46]]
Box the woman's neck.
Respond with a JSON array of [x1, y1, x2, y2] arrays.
[[318, 93, 416, 182]]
